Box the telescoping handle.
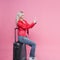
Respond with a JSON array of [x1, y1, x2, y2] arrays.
[[15, 27, 18, 42]]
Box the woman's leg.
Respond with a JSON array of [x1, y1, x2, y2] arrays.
[[18, 36, 36, 58]]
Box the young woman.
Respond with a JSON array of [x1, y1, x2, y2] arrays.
[[16, 11, 37, 60]]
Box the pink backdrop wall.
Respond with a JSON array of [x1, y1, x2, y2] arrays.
[[0, 0, 60, 60]]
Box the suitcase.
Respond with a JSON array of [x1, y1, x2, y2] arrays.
[[13, 28, 27, 60]]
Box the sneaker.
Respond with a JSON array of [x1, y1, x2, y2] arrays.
[[29, 57, 36, 60]]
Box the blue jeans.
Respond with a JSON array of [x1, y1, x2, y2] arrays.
[[18, 36, 36, 57]]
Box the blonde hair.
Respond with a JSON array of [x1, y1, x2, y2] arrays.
[[16, 11, 24, 22]]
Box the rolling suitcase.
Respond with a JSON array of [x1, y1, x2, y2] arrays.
[[13, 28, 27, 60]]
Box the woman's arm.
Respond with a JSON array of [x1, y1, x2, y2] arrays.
[[26, 22, 36, 29], [17, 20, 36, 29]]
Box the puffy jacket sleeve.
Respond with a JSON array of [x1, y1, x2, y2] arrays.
[[26, 22, 36, 29], [17, 20, 36, 29]]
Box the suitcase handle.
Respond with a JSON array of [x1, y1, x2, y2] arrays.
[[15, 27, 19, 42]]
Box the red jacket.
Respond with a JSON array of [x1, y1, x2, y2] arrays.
[[17, 20, 36, 36]]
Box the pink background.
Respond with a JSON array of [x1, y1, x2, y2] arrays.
[[0, 0, 60, 60]]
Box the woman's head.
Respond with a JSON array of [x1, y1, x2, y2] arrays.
[[16, 11, 24, 22]]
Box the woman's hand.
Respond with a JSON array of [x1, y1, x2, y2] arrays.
[[33, 20, 37, 24]]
